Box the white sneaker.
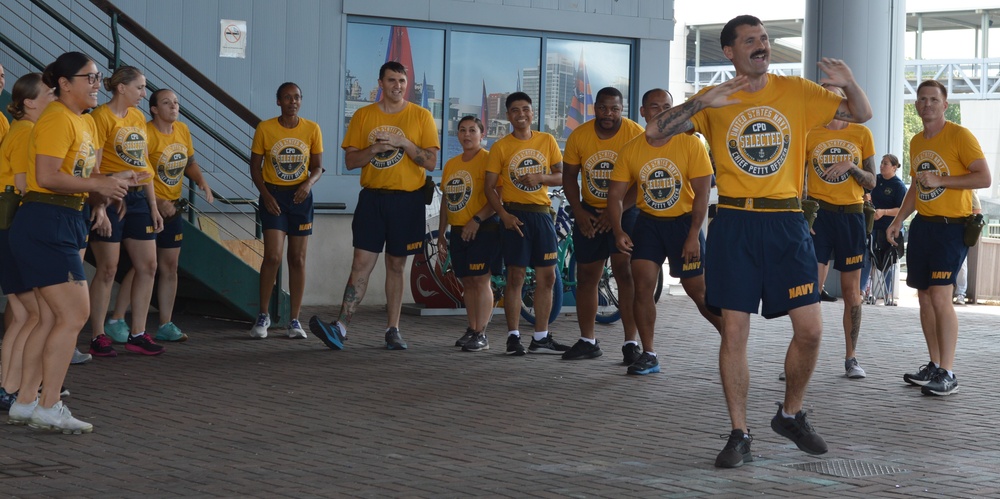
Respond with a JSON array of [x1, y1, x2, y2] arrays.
[[954, 295, 967, 306], [29, 401, 93, 434], [845, 358, 867, 379], [250, 313, 270, 339], [287, 318, 307, 339], [71, 348, 92, 365], [7, 399, 38, 425]]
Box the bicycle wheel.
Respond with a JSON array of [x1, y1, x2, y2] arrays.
[[520, 267, 563, 326], [653, 265, 664, 303], [595, 260, 621, 324], [410, 230, 464, 309]]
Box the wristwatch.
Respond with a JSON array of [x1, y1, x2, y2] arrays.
[[472, 215, 483, 224]]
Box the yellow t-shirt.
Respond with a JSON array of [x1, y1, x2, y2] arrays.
[[91, 105, 151, 177], [251, 117, 323, 186], [611, 133, 714, 217], [148, 120, 195, 201], [0, 113, 9, 141], [28, 100, 97, 196], [805, 123, 874, 205], [485, 131, 562, 206], [690, 74, 842, 210], [909, 121, 983, 218], [563, 118, 644, 208], [0, 119, 33, 191], [442, 149, 494, 227], [342, 102, 439, 192]]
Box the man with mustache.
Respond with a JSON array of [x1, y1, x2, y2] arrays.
[[644, 15, 873, 467], [560, 87, 644, 363]]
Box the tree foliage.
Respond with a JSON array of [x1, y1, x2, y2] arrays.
[[900, 102, 962, 183]]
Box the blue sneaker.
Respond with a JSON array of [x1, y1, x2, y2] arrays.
[[0, 388, 17, 411], [105, 319, 130, 344], [627, 352, 661, 375], [309, 316, 345, 350], [155, 322, 188, 342]]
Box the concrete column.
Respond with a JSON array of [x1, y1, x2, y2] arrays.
[[803, 0, 907, 297]]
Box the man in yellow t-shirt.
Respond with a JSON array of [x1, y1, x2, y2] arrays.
[[310, 61, 440, 352], [643, 15, 874, 467], [804, 84, 876, 381], [561, 86, 644, 363], [888, 80, 992, 397], [484, 92, 567, 356], [608, 88, 721, 377]]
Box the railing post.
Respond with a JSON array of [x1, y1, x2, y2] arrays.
[[110, 11, 120, 69]]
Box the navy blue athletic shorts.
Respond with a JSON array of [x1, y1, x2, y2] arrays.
[[449, 217, 501, 278], [91, 189, 156, 242], [573, 203, 638, 264], [812, 209, 865, 271], [352, 188, 425, 256], [631, 213, 705, 279], [705, 208, 820, 319], [502, 208, 558, 268], [905, 215, 967, 290], [157, 213, 185, 249], [0, 228, 30, 295], [10, 201, 89, 289], [259, 185, 314, 236]]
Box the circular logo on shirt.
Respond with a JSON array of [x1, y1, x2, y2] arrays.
[[73, 132, 97, 178], [639, 159, 683, 212], [584, 150, 617, 200], [508, 149, 546, 192], [444, 170, 473, 212], [368, 126, 405, 169], [810, 139, 860, 184], [270, 138, 308, 181], [726, 106, 791, 177], [912, 150, 949, 202], [113, 126, 147, 168], [156, 143, 189, 187]]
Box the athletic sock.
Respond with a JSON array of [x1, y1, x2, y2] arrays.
[[533, 331, 548, 341], [580, 337, 596, 345]]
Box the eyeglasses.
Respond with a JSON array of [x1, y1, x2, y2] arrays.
[[72, 72, 103, 85]]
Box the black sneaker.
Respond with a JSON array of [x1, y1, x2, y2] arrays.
[[904, 362, 936, 387], [455, 328, 477, 347], [715, 429, 753, 468], [627, 352, 661, 375], [505, 334, 525, 356], [309, 316, 346, 350], [622, 343, 641, 366], [0, 388, 16, 411], [921, 368, 959, 396], [462, 333, 489, 352], [770, 402, 828, 455], [561, 339, 603, 360], [125, 333, 165, 356], [820, 288, 838, 302], [528, 334, 570, 354], [385, 328, 408, 350]]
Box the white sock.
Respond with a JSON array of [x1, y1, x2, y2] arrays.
[[624, 340, 638, 346], [533, 331, 549, 341], [946, 369, 955, 378], [107, 318, 121, 324], [645, 351, 656, 357], [781, 409, 796, 419], [508, 330, 520, 337], [129, 332, 145, 339], [580, 337, 596, 344]]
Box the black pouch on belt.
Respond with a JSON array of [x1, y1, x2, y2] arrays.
[[964, 213, 986, 247], [422, 176, 435, 205], [0, 189, 22, 230]]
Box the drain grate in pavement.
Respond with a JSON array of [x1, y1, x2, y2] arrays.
[[0, 459, 76, 479], [784, 459, 908, 478]]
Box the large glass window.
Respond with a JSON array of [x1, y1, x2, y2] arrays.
[[344, 19, 634, 174]]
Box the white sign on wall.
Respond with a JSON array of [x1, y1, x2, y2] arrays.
[[220, 20, 247, 59]]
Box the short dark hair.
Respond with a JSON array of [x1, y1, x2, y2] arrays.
[[458, 115, 485, 134], [42, 51, 93, 97], [276, 82, 301, 100], [148, 88, 173, 113], [720, 15, 764, 49], [595, 86, 622, 104], [917, 79, 947, 100], [379, 61, 407, 80], [882, 154, 900, 167], [641, 88, 673, 107], [505, 91, 531, 110]]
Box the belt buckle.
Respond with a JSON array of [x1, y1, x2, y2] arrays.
[[745, 198, 753, 209]]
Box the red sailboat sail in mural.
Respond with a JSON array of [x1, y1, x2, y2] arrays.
[[376, 26, 415, 102]]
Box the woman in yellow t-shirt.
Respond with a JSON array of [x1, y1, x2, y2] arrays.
[[8, 52, 142, 433], [0, 73, 56, 410], [248, 82, 323, 339], [86, 66, 165, 358], [109, 88, 214, 343]]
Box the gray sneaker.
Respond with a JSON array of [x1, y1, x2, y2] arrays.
[[385, 327, 408, 350], [29, 401, 93, 434], [845, 358, 867, 379], [71, 348, 92, 365], [7, 399, 38, 425]]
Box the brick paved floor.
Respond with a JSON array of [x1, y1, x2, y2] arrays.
[[2, 294, 999, 497]]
